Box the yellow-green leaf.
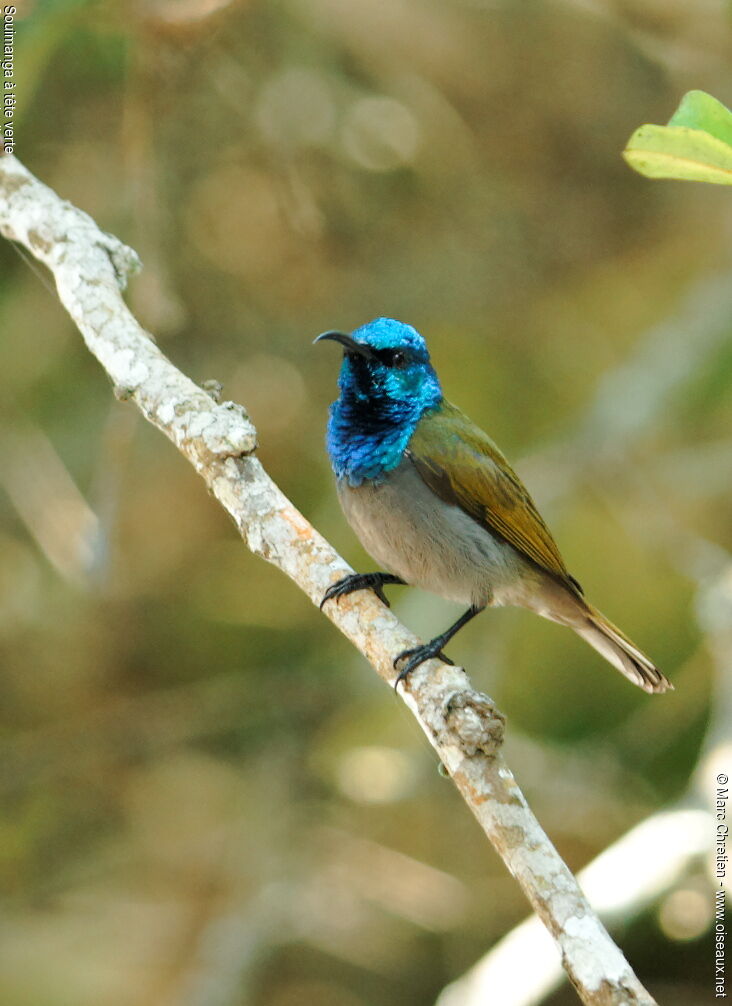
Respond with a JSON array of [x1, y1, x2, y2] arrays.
[[623, 90, 732, 185], [623, 124, 732, 185]]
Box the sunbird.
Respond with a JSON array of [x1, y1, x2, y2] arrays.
[[316, 318, 672, 694]]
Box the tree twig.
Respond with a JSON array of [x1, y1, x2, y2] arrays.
[[437, 806, 710, 1006], [0, 152, 658, 1006]]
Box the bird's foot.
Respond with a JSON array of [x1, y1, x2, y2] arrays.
[[393, 642, 454, 691], [320, 572, 404, 610]]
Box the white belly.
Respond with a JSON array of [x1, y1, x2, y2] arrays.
[[337, 460, 539, 608]]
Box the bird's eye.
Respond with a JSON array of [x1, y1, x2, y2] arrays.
[[374, 347, 409, 368]]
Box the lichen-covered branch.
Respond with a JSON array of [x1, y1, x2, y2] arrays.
[[0, 152, 657, 1006], [438, 806, 710, 1006]]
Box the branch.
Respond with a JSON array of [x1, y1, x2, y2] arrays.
[[437, 807, 711, 1006], [0, 152, 658, 1006], [439, 549, 732, 1006]]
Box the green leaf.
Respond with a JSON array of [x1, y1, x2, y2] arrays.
[[624, 125, 732, 184], [668, 89, 732, 147], [623, 90, 732, 185]]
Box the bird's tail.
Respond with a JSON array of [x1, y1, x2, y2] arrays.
[[573, 604, 673, 694]]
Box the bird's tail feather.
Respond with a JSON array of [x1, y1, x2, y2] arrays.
[[574, 605, 672, 694]]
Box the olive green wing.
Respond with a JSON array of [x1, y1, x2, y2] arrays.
[[407, 401, 581, 594]]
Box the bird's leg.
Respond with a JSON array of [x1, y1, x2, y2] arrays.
[[320, 572, 406, 609], [393, 605, 484, 690]]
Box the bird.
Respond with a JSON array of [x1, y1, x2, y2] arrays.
[[315, 317, 672, 695]]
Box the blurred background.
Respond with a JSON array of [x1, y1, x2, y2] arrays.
[[1, 0, 732, 1003]]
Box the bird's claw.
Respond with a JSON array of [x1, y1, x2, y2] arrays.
[[392, 644, 454, 691], [320, 572, 393, 610], [320, 577, 352, 610]]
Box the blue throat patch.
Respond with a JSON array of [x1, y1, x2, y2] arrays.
[[325, 318, 443, 486]]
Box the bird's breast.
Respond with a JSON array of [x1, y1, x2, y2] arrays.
[[337, 459, 536, 607]]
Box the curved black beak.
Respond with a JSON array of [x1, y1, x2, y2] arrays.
[[314, 330, 376, 360]]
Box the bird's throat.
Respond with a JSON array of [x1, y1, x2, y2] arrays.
[[327, 391, 434, 486]]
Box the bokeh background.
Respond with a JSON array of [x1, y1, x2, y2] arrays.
[[1, 1, 732, 1004]]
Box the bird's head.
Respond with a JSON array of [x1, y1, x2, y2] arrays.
[[315, 317, 442, 411]]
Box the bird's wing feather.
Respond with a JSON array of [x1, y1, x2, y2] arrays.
[[407, 401, 581, 593]]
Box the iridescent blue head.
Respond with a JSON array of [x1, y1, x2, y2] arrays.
[[315, 317, 443, 486]]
